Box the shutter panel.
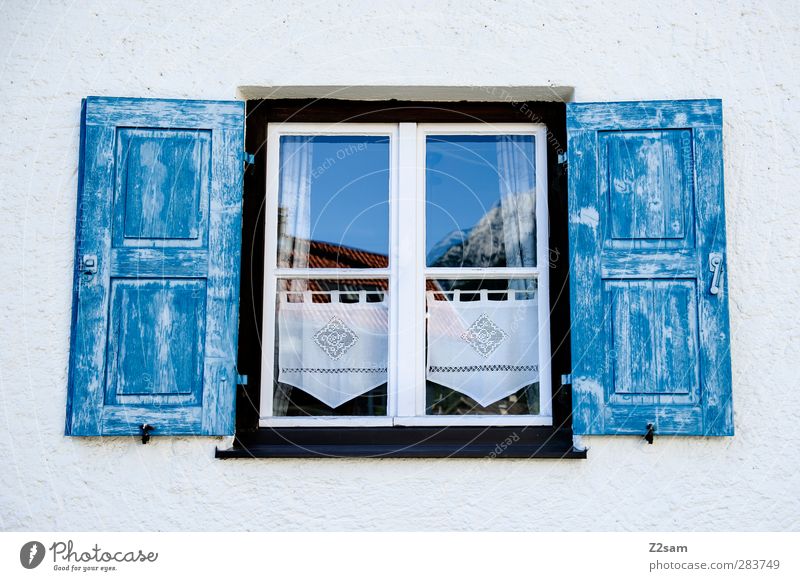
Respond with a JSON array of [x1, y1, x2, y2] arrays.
[[567, 99, 733, 436], [66, 97, 245, 436]]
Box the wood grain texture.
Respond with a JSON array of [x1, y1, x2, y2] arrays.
[[83, 96, 243, 128], [105, 279, 206, 403], [600, 129, 692, 248], [567, 99, 722, 131], [567, 99, 733, 436], [66, 97, 245, 436], [112, 128, 211, 248]]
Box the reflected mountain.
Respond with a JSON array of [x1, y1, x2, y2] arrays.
[[426, 227, 472, 265], [427, 202, 506, 268]]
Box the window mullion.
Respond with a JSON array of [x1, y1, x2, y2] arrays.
[[394, 122, 421, 418]]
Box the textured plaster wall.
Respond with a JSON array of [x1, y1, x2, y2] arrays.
[[1, 0, 798, 531]]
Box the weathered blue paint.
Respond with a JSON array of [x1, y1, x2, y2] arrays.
[[114, 129, 211, 245], [567, 99, 733, 436], [66, 97, 245, 436], [107, 279, 206, 399]]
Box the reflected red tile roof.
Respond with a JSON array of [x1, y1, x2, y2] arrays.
[[286, 239, 439, 293], [306, 240, 389, 269]]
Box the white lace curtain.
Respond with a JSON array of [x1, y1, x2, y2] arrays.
[[426, 290, 539, 407], [277, 136, 312, 271], [278, 291, 389, 408], [497, 135, 537, 271]]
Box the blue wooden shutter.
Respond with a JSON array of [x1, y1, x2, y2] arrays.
[[66, 97, 245, 436], [567, 99, 733, 436]]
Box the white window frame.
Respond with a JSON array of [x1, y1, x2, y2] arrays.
[[259, 122, 551, 427]]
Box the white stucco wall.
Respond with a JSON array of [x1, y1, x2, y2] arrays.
[[1, 0, 799, 531]]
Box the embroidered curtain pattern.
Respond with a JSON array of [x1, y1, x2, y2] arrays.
[[278, 291, 389, 408], [426, 289, 540, 407]]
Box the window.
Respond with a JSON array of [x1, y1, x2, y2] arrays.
[[66, 96, 732, 458], [260, 123, 551, 427]]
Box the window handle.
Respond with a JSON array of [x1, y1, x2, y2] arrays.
[[709, 252, 723, 295]]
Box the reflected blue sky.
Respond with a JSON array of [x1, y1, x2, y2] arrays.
[[277, 134, 536, 265], [426, 135, 536, 267], [279, 135, 390, 256]]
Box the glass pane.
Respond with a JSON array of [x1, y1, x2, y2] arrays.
[[274, 278, 388, 416], [277, 135, 390, 269], [425, 278, 540, 415], [426, 135, 536, 268]]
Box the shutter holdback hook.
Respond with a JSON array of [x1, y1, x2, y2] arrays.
[[644, 423, 655, 445], [140, 423, 154, 444]]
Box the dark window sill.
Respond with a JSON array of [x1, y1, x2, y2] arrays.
[[215, 426, 587, 459]]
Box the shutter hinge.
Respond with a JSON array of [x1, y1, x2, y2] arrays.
[[237, 374, 248, 386], [557, 152, 568, 178], [561, 373, 572, 386], [243, 152, 255, 165]]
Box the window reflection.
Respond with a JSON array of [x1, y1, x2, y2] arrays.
[[274, 279, 389, 417], [278, 135, 390, 269], [426, 135, 537, 268], [425, 278, 540, 415]]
